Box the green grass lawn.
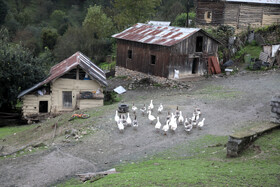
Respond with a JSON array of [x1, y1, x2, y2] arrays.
[[57, 128, 280, 187], [0, 124, 36, 139]]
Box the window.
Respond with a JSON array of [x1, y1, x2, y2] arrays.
[[196, 36, 203, 52], [128, 50, 132, 59], [39, 101, 48, 113], [151, 55, 156, 65], [63, 91, 72, 108], [207, 11, 212, 19]]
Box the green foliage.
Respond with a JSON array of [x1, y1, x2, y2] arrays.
[[104, 91, 121, 105], [0, 28, 48, 110], [0, 0, 8, 25], [0, 124, 36, 139], [206, 25, 235, 44], [41, 28, 59, 50], [113, 0, 162, 30], [173, 12, 196, 27], [83, 5, 114, 39], [50, 10, 68, 35], [233, 44, 262, 61]]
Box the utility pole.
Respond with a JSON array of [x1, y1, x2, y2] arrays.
[[185, 0, 189, 27]]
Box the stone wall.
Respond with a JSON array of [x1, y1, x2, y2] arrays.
[[271, 94, 280, 124], [115, 66, 189, 89]]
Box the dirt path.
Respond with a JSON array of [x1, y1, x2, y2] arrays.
[[0, 70, 279, 187]]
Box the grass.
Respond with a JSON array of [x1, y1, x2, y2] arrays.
[[234, 43, 262, 61], [57, 128, 280, 186], [98, 61, 116, 70], [193, 85, 241, 100], [0, 124, 37, 139]]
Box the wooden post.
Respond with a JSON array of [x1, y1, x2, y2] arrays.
[[76, 67, 79, 80]]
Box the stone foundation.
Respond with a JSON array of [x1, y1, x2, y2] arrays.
[[270, 94, 280, 124], [115, 66, 189, 89]]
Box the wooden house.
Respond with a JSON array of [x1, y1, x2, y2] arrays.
[[18, 52, 108, 121], [196, 0, 280, 29], [112, 23, 221, 79]]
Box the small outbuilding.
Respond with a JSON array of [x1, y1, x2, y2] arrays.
[[18, 52, 108, 121], [112, 23, 221, 79]]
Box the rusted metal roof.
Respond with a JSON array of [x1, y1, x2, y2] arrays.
[[225, 0, 280, 4], [112, 23, 206, 47], [18, 52, 107, 98], [147, 21, 171, 26]]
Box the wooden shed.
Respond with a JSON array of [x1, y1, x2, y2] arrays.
[[18, 52, 108, 121], [112, 23, 221, 79], [196, 0, 280, 29]]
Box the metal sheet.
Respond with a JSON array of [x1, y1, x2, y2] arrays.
[[112, 23, 201, 46], [226, 0, 280, 4], [18, 52, 107, 98]]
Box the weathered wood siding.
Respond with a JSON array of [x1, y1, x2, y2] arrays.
[[168, 31, 219, 78], [197, 0, 280, 29], [196, 0, 225, 25], [22, 95, 51, 116], [51, 78, 102, 112], [116, 40, 171, 77], [263, 6, 280, 26]]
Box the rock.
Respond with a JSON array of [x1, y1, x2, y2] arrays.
[[81, 131, 87, 135], [71, 129, 78, 136]]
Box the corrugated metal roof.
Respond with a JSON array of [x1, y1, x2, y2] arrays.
[[147, 21, 171, 26], [225, 0, 280, 4], [18, 52, 107, 98], [112, 23, 203, 46]]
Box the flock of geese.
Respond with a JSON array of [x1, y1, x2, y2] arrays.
[[114, 100, 205, 135]]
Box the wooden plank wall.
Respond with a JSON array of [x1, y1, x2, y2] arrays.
[[51, 78, 102, 112], [116, 40, 170, 77], [196, 1, 225, 25], [238, 4, 263, 28], [263, 6, 280, 26], [224, 3, 240, 27], [22, 95, 51, 116]]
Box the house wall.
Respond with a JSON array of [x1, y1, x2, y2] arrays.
[[51, 78, 102, 112], [197, 0, 280, 29], [22, 78, 103, 118], [22, 95, 52, 117], [116, 40, 171, 77], [168, 31, 219, 78], [196, 0, 225, 25]]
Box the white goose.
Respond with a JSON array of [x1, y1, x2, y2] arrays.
[[148, 100, 154, 111], [196, 108, 201, 116], [178, 111, 184, 125], [198, 118, 205, 130], [158, 103, 163, 114], [114, 110, 120, 123], [155, 116, 161, 131], [185, 122, 193, 133], [148, 110, 156, 124], [166, 111, 171, 121], [132, 115, 138, 129], [162, 120, 170, 135], [175, 106, 180, 119], [170, 115, 177, 131], [132, 103, 137, 113], [121, 114, 127, 127], [140, 104, 146, 115], [117, 118, 124, 132], [126, 113, 132, 126]]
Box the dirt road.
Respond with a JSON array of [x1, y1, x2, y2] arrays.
[[0, 70, 279, 187]]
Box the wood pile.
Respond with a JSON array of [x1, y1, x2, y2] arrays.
[[271, 95, 280, 124]]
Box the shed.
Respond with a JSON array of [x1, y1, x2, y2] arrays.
[[112, 23, 221, 79], [196, 0, 280, 29], [18, 52, 107, 121]]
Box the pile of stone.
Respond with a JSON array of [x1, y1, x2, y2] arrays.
[[271, 94, 280, 124], [115, 66, 189, 89]]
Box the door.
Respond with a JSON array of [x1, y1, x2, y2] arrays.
[[63, 91, 72, 108], [192, 58, 199, 74]]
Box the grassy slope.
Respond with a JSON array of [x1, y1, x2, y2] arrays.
[[58, 128, 280, 187], [0, 124, 37, 139]]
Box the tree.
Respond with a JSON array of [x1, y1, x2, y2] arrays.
[[50, 10, 69, 35], [112, 0, 161, 30], [0, 28, 47, 111], [0, 0, 8, 25], [173, 12, 196, 27], [83, 5, 114, 39], [41, 28, 59, 50]]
